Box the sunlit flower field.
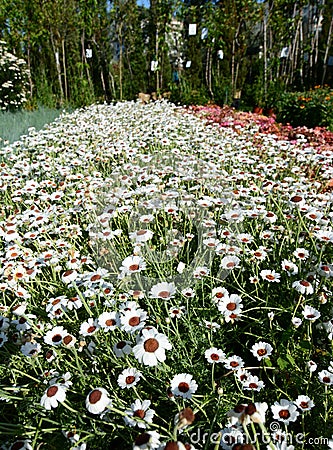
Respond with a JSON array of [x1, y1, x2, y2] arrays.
[[0, 100, 333, 450]]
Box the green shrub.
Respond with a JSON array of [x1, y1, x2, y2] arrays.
[[275, 86, 333, 130], [0, 40, 30, 111]]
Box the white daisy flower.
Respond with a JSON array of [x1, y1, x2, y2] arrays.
[[318, 370, 333, 385], [117, 367, 142, 389], [204, 347, 226, 363], [149, 282, 176, 300], [98, 311, 120, 331], [302, 305, 320, 321], [119, 255, 147, 276], [120, 308, 147, 334], [292, 279, 314, 295], [129, 229, 154, 243], [211, 287, 229, 303], [40, 384, 67, 410], [113, 340, 133, 357], [133, 430, 161, 449], [223, 355, 245, 370], [260, 269, 281, 283], [85, 387, 111, 415], [20, 341, 41, 357], [44, 326, 68, 346], [133, 328, 172, 366], [170, 373, 198, 399], [220, 255, 241, 270], [281, 259, 298, 276], [271, 399, 300, 425], [79, 318, 100, 336], [294, 395, 315, 411], [124, 399, 155, 428], [251, 341, 273, 361], [293, 248, 309, 260], [307, 360, 317, 372]]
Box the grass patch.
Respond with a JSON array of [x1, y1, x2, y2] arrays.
[[0, 107, 66, 146]]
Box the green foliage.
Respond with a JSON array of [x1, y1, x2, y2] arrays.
[[169, 78, 210, 105], [275, 86, 333, 130]]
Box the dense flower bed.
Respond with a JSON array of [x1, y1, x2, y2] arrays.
[[0, 101, 332, 449], [187, 104, 333, 153]]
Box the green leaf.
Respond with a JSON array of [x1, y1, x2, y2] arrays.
[[286, 354, 296, 366], [299, 340, 312, 351], [277, 357, 288, 369]]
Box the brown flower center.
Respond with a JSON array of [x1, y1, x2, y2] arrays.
[[290, 195, 303, 203], [158, 291, 170, 298], [179, 407, 195, 424], [278, 409, 290, 419], [144, 338, 159, 352], [89, 389, 102, 404], [116, 341, 126, 349], [11, 442, 25, 450], [90, 274, 101, 282], [137, 230, 147, 236], [129, 264, 140, 271], [133, 409, 146, 419], [245, 403, 257, 415], [210, 353, 220, 361], [266, 274, 275, 280], [164, 442, 179, 450], [129, 316, 140, 327], [63, 270, 73, 277], [126, 376, 135, 384], [257, 348, 267, 356], [87, 326, 96, 334], [178, 382, 190, 393], [226, 302, 237, 311], [134, 433, 150, 445], [52, 334, 62, 343], [105, 319, 116, 327], [47, 386, 58, 397], [63, 335, 73, 345]]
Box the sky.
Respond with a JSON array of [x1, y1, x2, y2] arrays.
[[137, 0, 150, 7]]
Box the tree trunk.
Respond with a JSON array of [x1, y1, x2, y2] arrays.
[[26, 33, 34, 99], [118, 23, 123, 101], [61, 38, 68, 102], [322, 14, 333, 85], [50, 31, 64, 105]]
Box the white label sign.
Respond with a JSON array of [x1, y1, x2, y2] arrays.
[[189, 24, 197, 35], [151, 60, 158, 71]]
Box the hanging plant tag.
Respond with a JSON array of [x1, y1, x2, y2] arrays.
[[201, 27, 208, 39], [189, 24, 197, 35], [151, 60, 158, 71], [186, 61, 192, 68], [280, 47, 289, 58], [217, 50, 224, 60], [86, 49, 92, 59]]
